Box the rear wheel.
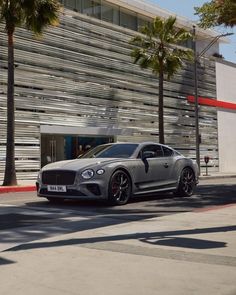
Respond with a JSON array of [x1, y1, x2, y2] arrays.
[[174, 167, 196, 197], [108, 170, 132, 205]]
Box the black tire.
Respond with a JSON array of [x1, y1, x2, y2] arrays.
[[174, 167, 196, 197], [108, 170, 132, 205]]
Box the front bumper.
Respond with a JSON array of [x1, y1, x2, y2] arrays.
[[36, 180, 108, 200]]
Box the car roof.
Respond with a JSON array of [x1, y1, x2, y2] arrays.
[[102, 142, 175, 150]]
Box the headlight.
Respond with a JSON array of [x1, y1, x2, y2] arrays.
[[96, 169, 105, 175], [81, 169, 94, 179]]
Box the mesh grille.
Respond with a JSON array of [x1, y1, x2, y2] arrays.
[[42, 170, 76, 185]]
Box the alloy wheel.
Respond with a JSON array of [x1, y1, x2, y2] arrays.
[[109, 170, 131, 205], [180, 167, 195, 196]]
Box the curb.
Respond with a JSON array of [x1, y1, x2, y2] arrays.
[[0, 186, 36, 194], [199, 174, 236, 180]]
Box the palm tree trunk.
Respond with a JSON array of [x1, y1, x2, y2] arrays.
[[158, 67, 165, 144], [3, 32, 17, 186]]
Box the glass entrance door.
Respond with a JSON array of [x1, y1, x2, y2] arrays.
[[41, 134, 65, 167]]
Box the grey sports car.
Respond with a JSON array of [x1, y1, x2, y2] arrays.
[[36, 142, 199, 205]]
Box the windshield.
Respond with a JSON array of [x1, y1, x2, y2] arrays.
[[79, 144, 138, 159]]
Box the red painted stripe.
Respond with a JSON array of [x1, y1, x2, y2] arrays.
[[0, 185, 36, 194], [187, 95, 236, 110]]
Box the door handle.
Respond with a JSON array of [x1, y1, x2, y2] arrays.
[[164, 163, 169, 168]]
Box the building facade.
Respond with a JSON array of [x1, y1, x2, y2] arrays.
[[0, 0, 225, 181]]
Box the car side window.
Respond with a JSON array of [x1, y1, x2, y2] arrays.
[[162, 146, 173, 157], [139, 145, 164, 158]]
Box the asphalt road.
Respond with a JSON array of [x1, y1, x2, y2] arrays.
[[0, 177, 235, 228], [0, 178, 235, 295]]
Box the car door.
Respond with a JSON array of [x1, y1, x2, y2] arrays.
[[134, 144, 167, 192], [160, 145, 177, 185]]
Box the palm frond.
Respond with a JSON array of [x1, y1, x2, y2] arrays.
[[140, 24, 153, 37], [130, 15, 193, 80], [0, 0, 60, 34], [173, 29, 192, 44], [163, 16, 176, 41], [153, 16, 163, 39], [131, 48, 144, 64], [24, 0, 60, 35], [139, 55, 153, 69]]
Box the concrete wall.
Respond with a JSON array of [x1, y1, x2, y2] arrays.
[[216, 61, 236, 173]]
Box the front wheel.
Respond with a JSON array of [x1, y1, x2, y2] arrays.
[[174, 167, 196, 197], [108, 170, 132, 205]]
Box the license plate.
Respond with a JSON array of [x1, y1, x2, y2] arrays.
[[47, 185, 67, 192]]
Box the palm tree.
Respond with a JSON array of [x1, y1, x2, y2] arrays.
[[130, 16, 193, 144], [0, 0, 60, 186]]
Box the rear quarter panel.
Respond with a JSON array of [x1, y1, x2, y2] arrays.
[[173, 157, 198, 183]]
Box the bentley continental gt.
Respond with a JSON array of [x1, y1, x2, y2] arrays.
[[36, 142, 199, 205]]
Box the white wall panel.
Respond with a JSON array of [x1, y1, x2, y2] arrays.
[[216, 61, 236, 172]]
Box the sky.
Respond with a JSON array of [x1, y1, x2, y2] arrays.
[[149, 0, 236, 64]]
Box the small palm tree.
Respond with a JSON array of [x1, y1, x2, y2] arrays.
[[130, 16, 193, 144], [0, 0, 60, 186]]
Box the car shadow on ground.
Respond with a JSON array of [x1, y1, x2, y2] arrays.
[[26, 182, 236, 211], [1, 182, 235, 255]]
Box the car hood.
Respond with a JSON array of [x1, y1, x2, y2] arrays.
[[42, 158, 126, 171]]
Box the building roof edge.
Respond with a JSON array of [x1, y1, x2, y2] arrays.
[[109, 0, 229, 43]]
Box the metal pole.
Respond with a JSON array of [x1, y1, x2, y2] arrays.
[[193, 26, 201, 174]]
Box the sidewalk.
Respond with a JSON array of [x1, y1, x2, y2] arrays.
[[199, 172, 236, 180], [1, 172, 236, 194]]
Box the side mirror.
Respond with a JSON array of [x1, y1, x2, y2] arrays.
[[142, 151, 155, 160]]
